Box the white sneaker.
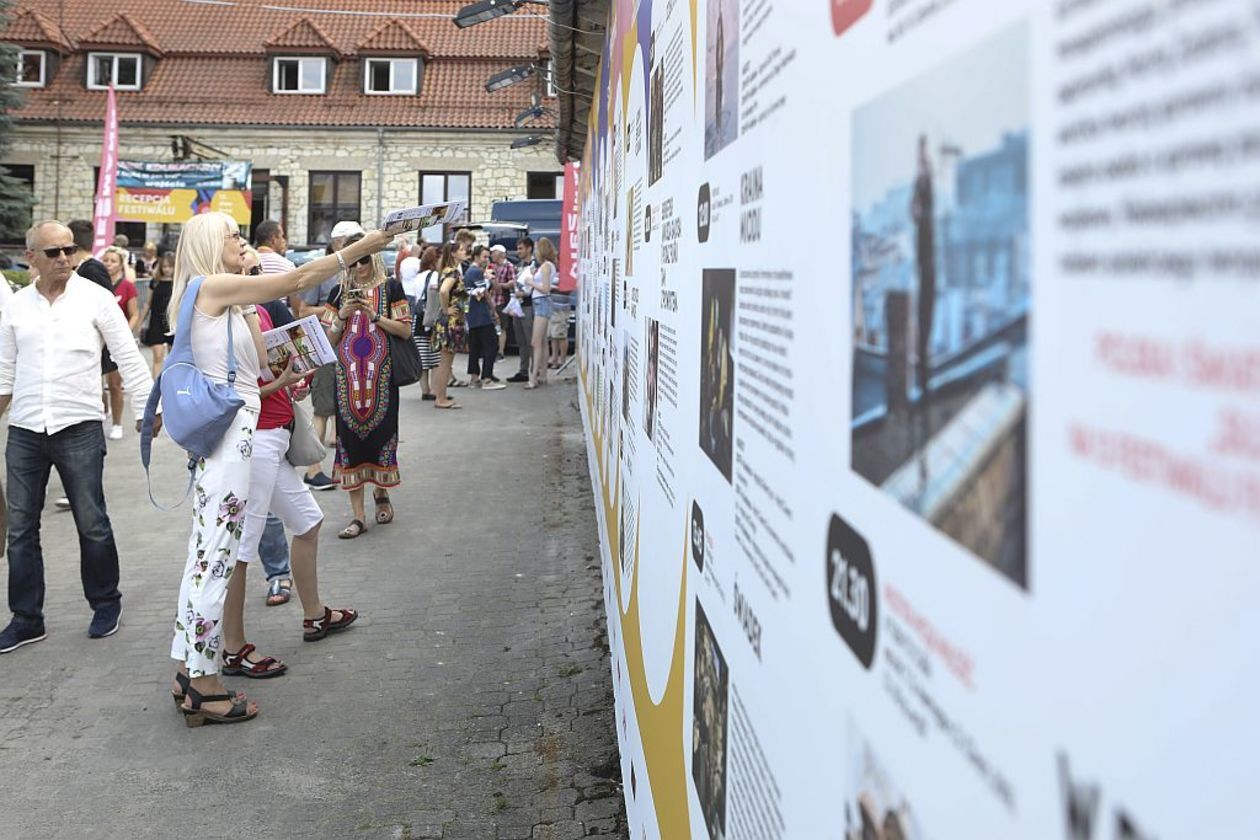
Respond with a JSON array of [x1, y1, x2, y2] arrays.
[[481, 381, 506, 391], [54, 497, 71, 511], [108, 425, 123, 440]]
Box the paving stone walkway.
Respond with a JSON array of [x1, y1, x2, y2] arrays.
[[0, 362, 626, 840]]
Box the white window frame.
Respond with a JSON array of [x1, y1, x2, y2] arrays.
[[272, 56, 327, 94], [87, 52, 141, 91], [363, 57, 419, 95], [15, 50, 46, 88]]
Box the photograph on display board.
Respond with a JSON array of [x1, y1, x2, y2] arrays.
[[650, 34, 665, 185], [849, 22, 1030, 589], [845, 721, 925, 840], [700, 269, 735, 483], [691, 500, 706, 572], [622, 341, 633, 425], [704, 0, 739, 159], [644, 318, 660, 442], [692, 600, 729, 840]]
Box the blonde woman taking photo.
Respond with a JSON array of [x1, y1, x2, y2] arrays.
[[165, 212, 388, 727], [523, 237, 557, 389]]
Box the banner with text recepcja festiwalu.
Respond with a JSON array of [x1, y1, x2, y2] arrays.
[[573, 0, 1260, 837], [115, 160, 253, 226]]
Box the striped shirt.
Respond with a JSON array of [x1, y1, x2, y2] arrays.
[[258, 249, 296, 275]]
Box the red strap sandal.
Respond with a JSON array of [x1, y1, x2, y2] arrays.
[[303, 606, 359, 642], [221, 643, 288, 679]]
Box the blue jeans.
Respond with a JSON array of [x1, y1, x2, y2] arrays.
[[259, 513, 291, 582], [6, 421, 120, 626]]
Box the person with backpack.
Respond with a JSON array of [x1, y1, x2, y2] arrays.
[[160, 211, 388, 726]]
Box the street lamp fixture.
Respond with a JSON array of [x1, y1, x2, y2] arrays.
[[511, 135, 544, 149], [515, 103, 549, 127], [454, 0, 548, 29], [485, 63, 536, 93]]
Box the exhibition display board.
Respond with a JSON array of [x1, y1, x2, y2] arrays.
[[572, 0, 1260, 837]]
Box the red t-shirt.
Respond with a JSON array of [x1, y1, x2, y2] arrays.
[[113, 279, 137, 319], [254, 305, 295, 431]]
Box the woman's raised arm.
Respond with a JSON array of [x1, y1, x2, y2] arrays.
[[198, 231, 392, 315]]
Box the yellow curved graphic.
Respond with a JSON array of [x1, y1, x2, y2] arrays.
[[580, 362, 691, 837], [690, 0, 699, 105]]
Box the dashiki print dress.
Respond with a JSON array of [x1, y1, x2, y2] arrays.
[[322, 280, 411, 490]]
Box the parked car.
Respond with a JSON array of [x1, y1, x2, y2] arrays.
[[0, 252, 30, 272]]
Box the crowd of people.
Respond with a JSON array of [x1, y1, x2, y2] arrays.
[[0, 213, 568, 728]]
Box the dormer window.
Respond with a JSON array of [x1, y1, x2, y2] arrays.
[[87, 52, 141, 90], [273, 56, 326, 94], [15, 50, 46, 87], [364, 57, 418, 95]]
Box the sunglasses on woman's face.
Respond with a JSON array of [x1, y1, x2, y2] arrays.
[[353, 255, 371, 268], [41, 245, 77, 258]]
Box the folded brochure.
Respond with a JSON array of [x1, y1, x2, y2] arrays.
[[382, 200, 468, 234], [262, 314, 337, 378]]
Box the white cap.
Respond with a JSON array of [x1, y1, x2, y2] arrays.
[[330, 220, 365, 239], [490, 244, 507, 254]]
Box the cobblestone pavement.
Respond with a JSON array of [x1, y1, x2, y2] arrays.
[[0, 360, 627, 840]]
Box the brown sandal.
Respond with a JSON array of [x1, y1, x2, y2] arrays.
[[303, 606, 359, 642], [338, 518, 366, 539], [171, 672, 245, 708], [373, 492, 394, 524], [221, 643, 287, 679], [181, 684, 258, 727]]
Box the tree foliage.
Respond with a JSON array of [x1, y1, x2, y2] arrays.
[[0, 0, 35, 242]]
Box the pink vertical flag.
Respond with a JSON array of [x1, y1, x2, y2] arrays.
[[558, 161, 581, 293], [91, 85, 120, 257]]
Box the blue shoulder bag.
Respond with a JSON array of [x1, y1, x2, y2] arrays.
[[140, 275, 245, 509]]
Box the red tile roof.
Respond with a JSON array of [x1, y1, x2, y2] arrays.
[[357, 20, 432, 57], [2, 7, 71, 52], [2, 0, 554, 130], [263, 16, 343, 58], [79, 12, 164, 56]]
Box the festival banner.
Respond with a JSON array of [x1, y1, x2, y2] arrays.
[[558, 161, 580, 293], [91, 85, 119, 257], [575, 0, 1260, 837], [114, 161, 253, 226]]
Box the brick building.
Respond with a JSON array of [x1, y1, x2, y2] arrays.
[[0, 0, 560, 246]]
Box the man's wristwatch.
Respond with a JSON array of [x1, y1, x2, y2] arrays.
[[371, 313, 380, 323]]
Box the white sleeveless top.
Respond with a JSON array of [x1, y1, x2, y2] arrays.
[[190, 301, 261, 411], [528, 261, 553, 300]]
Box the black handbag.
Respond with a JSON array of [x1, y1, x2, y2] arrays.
[[389, 332, 423, 387]]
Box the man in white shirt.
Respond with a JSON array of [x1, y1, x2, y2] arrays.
[[0, 221, 157, 654]]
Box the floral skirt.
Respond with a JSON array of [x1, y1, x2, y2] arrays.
[[169, 407, 257, 677], [432, 318, 466, 352]]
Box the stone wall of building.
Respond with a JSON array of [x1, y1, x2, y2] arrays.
[[4, 124, 560, 245]]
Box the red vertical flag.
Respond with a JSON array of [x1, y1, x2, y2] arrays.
[[558, 161, 581, 293], [91, 85, 120, 257]]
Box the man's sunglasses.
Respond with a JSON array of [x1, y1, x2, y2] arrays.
[[41, 246, 77, 258]]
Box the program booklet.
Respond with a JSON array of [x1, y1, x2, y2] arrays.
[[262, 314, 337, 378], [382, 200, 469, 234]]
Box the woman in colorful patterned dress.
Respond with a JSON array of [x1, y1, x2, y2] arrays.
[[431, 240, 469, 410], [322, 233, 413, 539]]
